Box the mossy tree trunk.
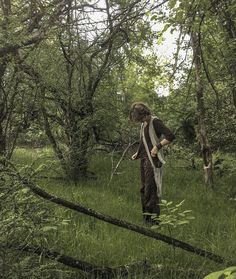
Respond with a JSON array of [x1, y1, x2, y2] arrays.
[[191, 31, 214, 186]]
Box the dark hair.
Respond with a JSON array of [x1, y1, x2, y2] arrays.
[[129, 102, 151, 122]]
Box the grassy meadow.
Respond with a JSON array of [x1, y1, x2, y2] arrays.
[[13, 147, 236, 279]]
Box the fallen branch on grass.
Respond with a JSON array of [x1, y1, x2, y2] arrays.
[[20, 178, 230, 264], [3, 243, 151, 278]]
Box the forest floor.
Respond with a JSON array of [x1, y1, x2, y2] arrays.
[[13, 147, 236, 279]]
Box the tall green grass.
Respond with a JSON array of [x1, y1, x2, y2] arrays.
[[13, 148, 236, 278]]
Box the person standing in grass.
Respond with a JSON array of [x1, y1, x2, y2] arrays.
[[129, 102, 175, 224]]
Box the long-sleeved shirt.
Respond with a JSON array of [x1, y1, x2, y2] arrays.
[[136, 117, 175, 167]]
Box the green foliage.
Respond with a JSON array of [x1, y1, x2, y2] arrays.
[[18, 123, 48, 147], [0, 161, 76, 278], [1, 0, 236, 276], [204, 267, 236, 279], [213, 151, 236, 177], [8, 148, 236, 279], [205, 103, 236, 152], [151, 200, 195, 230], [147, 0, 236, 157]]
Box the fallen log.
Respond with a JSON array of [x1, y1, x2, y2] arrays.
[[21, 177, 230, 264], [3, 243, 152, 279]]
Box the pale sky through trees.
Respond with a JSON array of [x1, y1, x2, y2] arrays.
[[90, 0, 178, 59], [86, 0, 185, 96]]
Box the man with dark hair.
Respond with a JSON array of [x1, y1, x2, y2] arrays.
[[130, 102, 175, 224]]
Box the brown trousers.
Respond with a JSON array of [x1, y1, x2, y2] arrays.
[[140, 157, 160, 222]]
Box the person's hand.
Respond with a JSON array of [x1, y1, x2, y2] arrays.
[[131, 152, 138, 160], [151, 146, 158, 157]]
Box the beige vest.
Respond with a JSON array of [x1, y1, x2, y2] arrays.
[[140, 116, 164, 197]]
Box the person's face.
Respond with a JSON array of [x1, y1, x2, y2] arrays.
[[141, 115, 150, 123], [135, 116, 145, 123]]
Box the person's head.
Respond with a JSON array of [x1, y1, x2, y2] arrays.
[[129, 102, 151, 123]]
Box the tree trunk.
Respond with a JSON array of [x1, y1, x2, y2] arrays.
[[67, 129, 89, 180], [0, 59, 7, 157], [212, 0, 236, 108], [191, 31, 214, 186], [0, 123, 6, 156], [223, 1, 236, 106], [66, 99, 93, 180]]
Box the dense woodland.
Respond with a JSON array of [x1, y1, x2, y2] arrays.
[[0, 0, 236, 278]]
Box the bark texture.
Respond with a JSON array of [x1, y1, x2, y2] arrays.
[[191, 31, 214, 185]]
